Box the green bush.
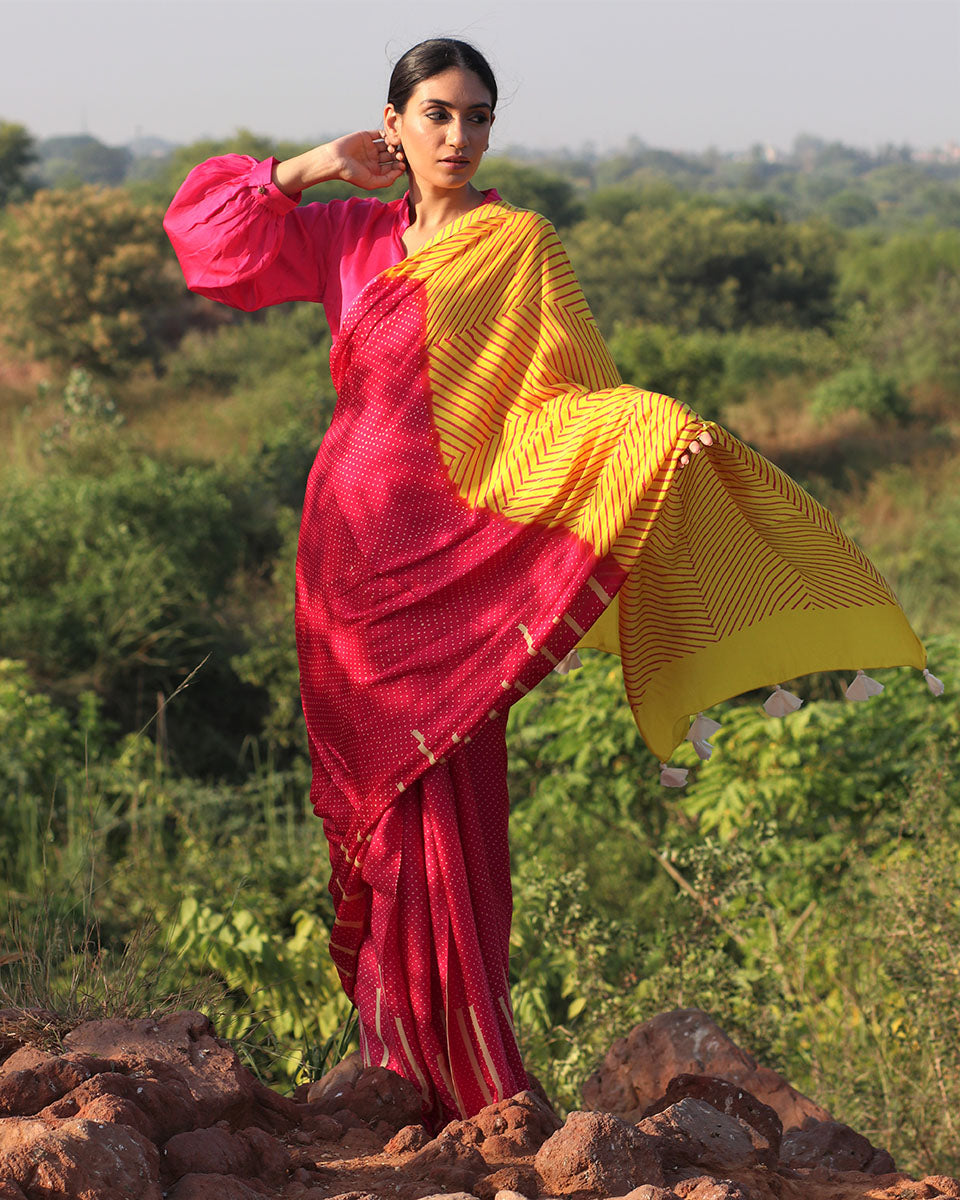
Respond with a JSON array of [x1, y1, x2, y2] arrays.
[[0, 452, 277, 773], [608, 322, 840, 419], [811, 362, 910, 423], [608, 323, 727, 419], [565, 200, 839, 335], [0, 185, 190, 374], [166, 304, 332, 395]]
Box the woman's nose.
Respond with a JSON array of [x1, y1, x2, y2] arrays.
[[447, 121, 467, 148]]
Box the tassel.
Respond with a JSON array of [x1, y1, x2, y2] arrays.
[[687, 713, 722, 742], [845, 669, 884, 702], [763, 685, 804, 717], [686, 713, 721, 761], [923, 668, 945, 697], [660, 762, 689, 788], [553, 648, 583, 675]]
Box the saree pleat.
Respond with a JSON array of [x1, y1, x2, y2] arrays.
[[354, 719, 526, 1126]]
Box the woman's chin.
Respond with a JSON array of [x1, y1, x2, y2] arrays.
[[409, 166, 480, 193]]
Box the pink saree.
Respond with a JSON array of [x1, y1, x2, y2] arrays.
[[167, 160, 925, 1128]]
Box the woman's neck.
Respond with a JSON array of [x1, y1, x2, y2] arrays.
[[406, 177, 485, 234]]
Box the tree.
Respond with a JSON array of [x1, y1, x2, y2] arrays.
[[564, 199, 839, 335], [36, 134, 132, 187], [473, 158, 584, 228], [0, 120, 36, 207], [0, 185, 191, 373]]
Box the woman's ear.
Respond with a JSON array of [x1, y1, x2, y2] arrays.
[[383, 103, 402, 149]]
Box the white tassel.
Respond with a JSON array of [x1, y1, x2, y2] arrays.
[[686, 713, 721, 761], [659, 762, 689, 788], [845, 669, 884, 702], [552, 648, 583, 675], [923, 668, 945, 697], [763, 685, 804, 717], [687, 713, 722, 742]]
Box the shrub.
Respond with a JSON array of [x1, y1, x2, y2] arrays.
[[0, 453, 277, 773], [811, 362, 910, 423], [0, 185, 191, 374]]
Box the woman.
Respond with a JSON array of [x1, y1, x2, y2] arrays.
[[165, 38, 926, 1126]]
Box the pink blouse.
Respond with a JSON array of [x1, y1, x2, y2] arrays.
[[163, 154, 499, 339]]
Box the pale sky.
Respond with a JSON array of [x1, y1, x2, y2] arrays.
[[2, 0, 958, 155]]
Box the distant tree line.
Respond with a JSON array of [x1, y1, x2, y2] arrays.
[[1, 119, 959, 229]]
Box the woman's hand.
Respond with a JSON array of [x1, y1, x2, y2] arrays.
[[272, 130, 405, 196], [679, 428, 714, 468]]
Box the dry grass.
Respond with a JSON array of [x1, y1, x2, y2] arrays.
[[0, 896, 225, 1052]]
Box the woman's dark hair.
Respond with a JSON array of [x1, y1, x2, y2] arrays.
[[388, 39, 498, 114]]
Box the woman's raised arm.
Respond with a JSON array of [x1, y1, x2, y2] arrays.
[[164, 134, 403, 313], [272, 130, 404, 195]]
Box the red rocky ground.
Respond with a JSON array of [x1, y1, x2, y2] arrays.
[[0, 1007, 956, 1200]]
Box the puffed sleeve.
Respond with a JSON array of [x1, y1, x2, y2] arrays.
[[163, 154, 333, 311]]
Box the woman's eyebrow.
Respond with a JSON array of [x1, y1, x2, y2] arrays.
[[419, 98, 492, 110]]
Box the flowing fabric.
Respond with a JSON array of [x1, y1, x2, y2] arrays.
[[297, 198, 925, 833], [166, 162, 925, 1127]]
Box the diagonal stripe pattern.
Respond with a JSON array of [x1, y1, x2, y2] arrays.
[[386, 204, 924, 753]]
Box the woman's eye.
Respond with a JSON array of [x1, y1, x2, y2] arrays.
[[469, 114, 490, 124], [426, 110, 448, 121]]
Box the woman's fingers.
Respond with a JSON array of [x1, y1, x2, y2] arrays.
[[678, 427, 714, 468]]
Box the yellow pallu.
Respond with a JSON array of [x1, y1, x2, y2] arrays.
[[370, 201, 925, 763]]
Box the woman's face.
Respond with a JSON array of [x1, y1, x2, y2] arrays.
[[384, 66, 494, 192]]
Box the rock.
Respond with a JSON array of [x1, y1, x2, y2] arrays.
[[583, 1010, 830, 1132], [410, 1121, 488, 1190], [436, 1117, 485, 1146], [534, 1110, 665, 1196], [643, 1074, 781, 1164], [617, 1187, 679, 1200], [304, 1050, 364, 1105], [418, 1194, 480, 1200], [0, 1115, 161, 1199], [673, 1178, 756, 1200], [0, 1046, 55, 1076], [384, 1122, 432, 1155], [302, 1111, 344, 1141], [161, 1125, 288, 1184], [63, 1011, 292, 1132], [780, 1119, 895, 1173], [330, 1106, 367, 1130], [470, 1089, 563, 1160], [475, 1165, 540, 1197], [162, 1126, 252, 1179], [919, 1177, 960, 1197], [242, 1124, 289, 1179], [638, 1097, 760, 1175], [40, 1067, 199, 1142], [0, 1053, 102, 1116], [166, 1174, 269, 1200], [422, 1169, 480, 1193], [0, 1184, 28, 1200], [306, 1063, 423, 1132], [339, 1124, 386, 1154]]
